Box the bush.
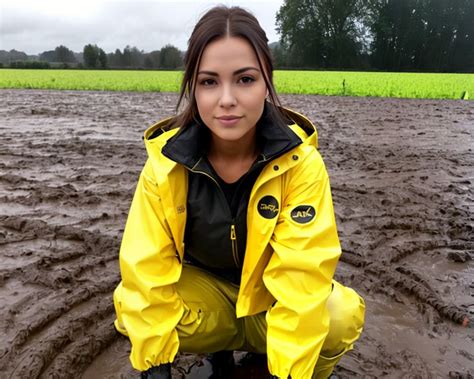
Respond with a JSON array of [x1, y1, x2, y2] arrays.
[[9, 60, 51, 69]]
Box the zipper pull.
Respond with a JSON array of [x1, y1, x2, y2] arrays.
[[230, 224, 236, 240]]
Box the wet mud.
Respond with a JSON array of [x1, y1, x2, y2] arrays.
[[0, 89, 472, 378]]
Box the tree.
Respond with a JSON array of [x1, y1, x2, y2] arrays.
[[130, 46, 144, 67], [55, 45, 76, 63], [107, 48, 123, 67], [450, 0, 474, 72], [98, 48, 107, 69], [83, 44, 98, 68], [366, 0, 474, 72], [276, 0, 369, 69], [270, 42, 290, 68], [318, 0, 368, 68], [159, 44, 183, 69], [366, 0, 433, 71], [421, 0, 474, 72], [143, 50, 160, 69], [122, 45, 133, 67], [39, 50, 57, 62], [0, 49, 28, 64], [83, 44, 107, 69], [276, 0, 321, 67]]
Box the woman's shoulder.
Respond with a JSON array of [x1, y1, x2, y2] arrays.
[[280, 106, 319, 149], [140, 118, 182, 171], [143, 116, 179, 143]]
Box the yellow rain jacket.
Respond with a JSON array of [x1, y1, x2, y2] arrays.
[[114, 107, 342, 379]]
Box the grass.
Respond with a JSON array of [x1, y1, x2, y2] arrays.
[[0, 68, 472, 100], [0, 69, 183, 92], [274, 70, 473, 100]]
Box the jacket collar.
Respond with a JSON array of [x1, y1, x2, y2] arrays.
[[160, 101, 303, 169]]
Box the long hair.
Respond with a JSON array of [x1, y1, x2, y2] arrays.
[[167, 5, 289, 130]]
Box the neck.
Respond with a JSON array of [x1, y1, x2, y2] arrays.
[[208, 129, 258, 162]]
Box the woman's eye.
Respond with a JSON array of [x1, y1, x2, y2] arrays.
[[200, 79, 216, 86], [239, 76, 255, 84]]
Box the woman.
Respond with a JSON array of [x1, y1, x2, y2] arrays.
[[113, 6, 365, 379]]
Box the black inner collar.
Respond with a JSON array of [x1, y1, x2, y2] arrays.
[[161, 101, 302, 169]]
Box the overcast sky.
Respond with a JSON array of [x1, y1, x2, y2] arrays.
[[0, 0, 285, 55]]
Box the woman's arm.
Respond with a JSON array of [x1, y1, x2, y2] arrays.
[[263, 148, 341, 379], [116, 159, 184, 371]]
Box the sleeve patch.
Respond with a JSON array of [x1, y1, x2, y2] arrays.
[[290, 205, 316, 224], [258, 195, 279, 219]]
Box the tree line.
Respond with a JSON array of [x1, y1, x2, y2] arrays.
[[0, 44, 183, 70], [275, 0, 473, 72], [1, 0, 472, 72], [84, 44, 182, 69]]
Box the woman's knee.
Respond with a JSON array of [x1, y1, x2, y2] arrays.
[[175, 265, 244, 353], [321, 281, 365, 356]]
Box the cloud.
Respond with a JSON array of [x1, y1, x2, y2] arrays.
[[0, 0, 283, 54]]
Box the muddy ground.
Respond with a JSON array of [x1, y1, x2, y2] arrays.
[[0, 89, 472, 378]]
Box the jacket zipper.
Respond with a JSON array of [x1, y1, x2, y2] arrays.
[[189, 161, 242, 268], [230, 224, 240, 267], [188, 154, 272, 268]]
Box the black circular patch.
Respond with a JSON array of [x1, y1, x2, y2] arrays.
[[257, 196, 279, 219], [291, 205, 316, 224]]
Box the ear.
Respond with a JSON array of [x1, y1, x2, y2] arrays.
[[266, 88, 269, 98]]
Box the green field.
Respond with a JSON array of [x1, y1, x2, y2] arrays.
[[0, 69, 472, 100]]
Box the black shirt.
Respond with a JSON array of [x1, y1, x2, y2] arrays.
[[208, 157, 260, 217], [184, 156, 266, 284]]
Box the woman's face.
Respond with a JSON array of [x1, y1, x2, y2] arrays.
[[194, 36, 268, 145]]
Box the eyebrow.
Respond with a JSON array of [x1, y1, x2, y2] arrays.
[[197, 66, 260, 76]]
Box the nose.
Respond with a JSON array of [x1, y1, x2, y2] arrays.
[[218, 83, 236, 108]]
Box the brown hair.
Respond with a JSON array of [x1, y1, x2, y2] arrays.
[[167, 5, 289, 130]]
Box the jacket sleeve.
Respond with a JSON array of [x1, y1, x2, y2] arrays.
[[115, 159, 184, 371], [263, 148, 341, 379]]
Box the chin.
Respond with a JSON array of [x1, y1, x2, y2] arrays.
[[214, 130, 248, 142]]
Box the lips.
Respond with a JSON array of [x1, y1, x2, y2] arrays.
[[216, 115, 242, 120], [216, 115, 242, 126]]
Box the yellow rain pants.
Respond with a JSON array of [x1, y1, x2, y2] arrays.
[[114, 264, 365, 378]]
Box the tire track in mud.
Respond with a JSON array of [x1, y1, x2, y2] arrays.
[[0, 89, 157, 379], [0, 214, 121, 377], [1, 89, 473, 378], [325, 131, 473, 330], [338, 189, 473, 328], [8, 299, 115, 378], [339, 250, 470, 326]]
